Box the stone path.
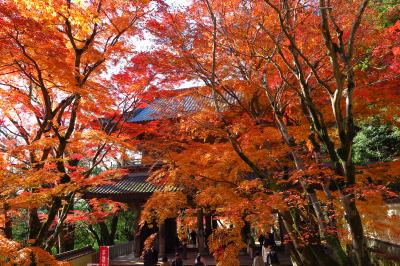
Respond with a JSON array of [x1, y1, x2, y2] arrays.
[[110, 246, 292, 266]]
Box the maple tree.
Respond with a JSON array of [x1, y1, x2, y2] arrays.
[[136, 0, 400, 266], [0, 0, 152, 261], [0, 0, 399, 265]]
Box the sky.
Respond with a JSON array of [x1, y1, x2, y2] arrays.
[[165, 0, 192, 7], [129, 0, 202, 89]]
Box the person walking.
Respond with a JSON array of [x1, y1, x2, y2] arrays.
[[190, 230, 197, 246], [143, 248, 154, 266], [267, 231, 276, 248], [266, 246, 280, 266], [194, 254, 206, 266], [258, 234, 265, 247], [181, 242, 188, 259], [151, 246, 159, 266], [172, 252, 183, 266], [262, 243, 271, 265], [252, 251, 264, 266], [247, 233, 255, 259]]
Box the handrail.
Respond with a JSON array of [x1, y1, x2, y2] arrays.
[[55, 246, 95, 260], [109, 241, 135, 259], [367, 237, 400, 260], [55, 241, 135, 262]]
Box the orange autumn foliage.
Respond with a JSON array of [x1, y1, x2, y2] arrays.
[[0, 0, 152, 258], [0, 235, 70, 266], [136, 0, 400, 265]]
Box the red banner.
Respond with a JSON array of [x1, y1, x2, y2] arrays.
[[99, 246, 109, 266]]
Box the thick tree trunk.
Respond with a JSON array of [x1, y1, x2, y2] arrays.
[[99, 221, 113, 245], [28, 208, 41, 240], [286, 241, 304, 266], [342, 194, 371, 266]]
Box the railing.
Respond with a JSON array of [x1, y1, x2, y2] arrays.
[[55, 246, 98, 266], [55, 241, 135, 265], [55, 246, 95, 261], [367, 237, 400, 261], [108, 241, 135, 259]]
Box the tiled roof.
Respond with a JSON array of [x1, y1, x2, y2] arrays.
[[126, 93, 211, 123], [89, 172, 177, 195], [125, 88, 239, 123]]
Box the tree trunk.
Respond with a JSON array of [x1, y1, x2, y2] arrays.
[[133, 210, 142, 257], [280, 210, 318, 266], [264, 83, 351, 265], [99, 221, 111, 245], [28, 208, 41, 240], [3, 203, 12, 239], [342, 194, 371, 266], [110, 215, 119, 245], [61, 223, 75, 252]]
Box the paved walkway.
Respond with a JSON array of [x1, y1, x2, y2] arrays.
[[110, 246, 292, 266]]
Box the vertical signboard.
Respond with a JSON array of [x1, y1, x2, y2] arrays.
[[99, 246, 109, 266]]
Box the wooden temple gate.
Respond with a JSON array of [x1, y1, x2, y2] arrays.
[[85, 165, 184, 258]]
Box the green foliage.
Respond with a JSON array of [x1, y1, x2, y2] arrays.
[[353, 118, 400, 165], [355, 48, 373, 71], [11, 210, 29, 244], [115, 209, 138, 242], [371, 0, 400, 27], [73, 221, 98, 250], [72, 201, 138, 250]]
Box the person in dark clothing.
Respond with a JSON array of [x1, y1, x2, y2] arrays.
[[266, 246, 280, 266], [258, 234, 265, 247], [190, 230, 197, 246], [253, 251, 264, 266], [181, 242, 188, 259], [143, 248, 154, 266], [172, 252, 183, 266], [265, 232, 276, 249], [194, 254, 205, 266], [268, 231, 276, 248], [175, 235, 182, 252], [151, 246, 159, 265]]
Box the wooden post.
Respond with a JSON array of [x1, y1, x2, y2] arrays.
[[134, 232, 141, 257], [212, 215, 218, 230], [159, 222, 166, 258], [197, 209, 205, 255], [129, 204, 142, 257], [205, 213, 212, 248]]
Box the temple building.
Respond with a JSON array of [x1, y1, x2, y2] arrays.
[[86, 89, 216, 258]]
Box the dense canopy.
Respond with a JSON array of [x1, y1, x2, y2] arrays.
[[0, 0, 399, 265]]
